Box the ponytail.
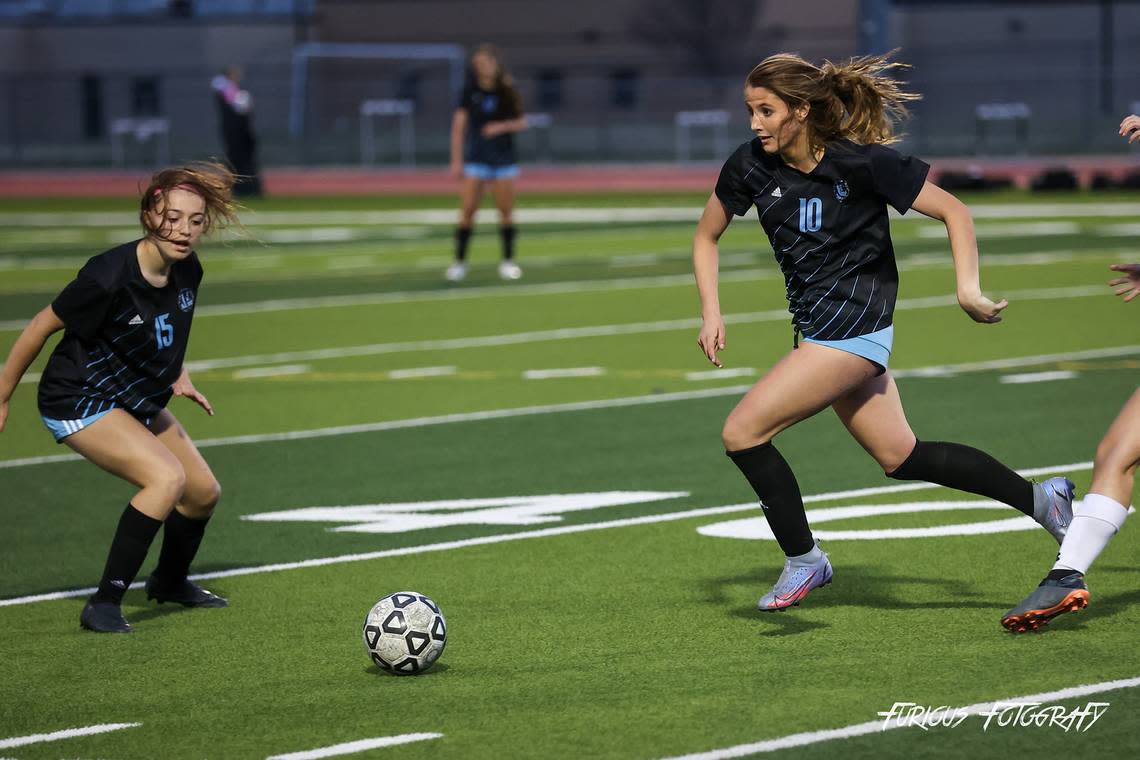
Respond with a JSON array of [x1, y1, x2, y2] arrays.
[[745, 50, 921, 151]]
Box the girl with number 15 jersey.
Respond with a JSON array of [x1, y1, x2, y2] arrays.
[[0, 163, 239, 633]]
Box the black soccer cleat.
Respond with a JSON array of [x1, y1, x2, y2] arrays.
[[80, 599, 133, 633], [145, 577, 229, 608]]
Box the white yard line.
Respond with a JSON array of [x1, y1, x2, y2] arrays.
[[2, 344, 1135, 471], [0, 244, 1122, 332], [9, 283, 1110, 381], [0, 459, 1093, 607], [999, 370, 1080, 384], [265, 733, 442, 760], [387, 365, 456, 379], [523, 367, 605, 379], [686, 367, 757, 381], [657, 676, 1140, 759], [0, 723, 140, 750], [233, 364, 312, 379]]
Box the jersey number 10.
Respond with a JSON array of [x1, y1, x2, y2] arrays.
[[799, 197, 822, 233]]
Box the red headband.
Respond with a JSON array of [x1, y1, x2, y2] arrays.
[[153, 183, 202, 197]]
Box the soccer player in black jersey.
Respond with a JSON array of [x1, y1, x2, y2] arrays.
[[447, 44, 529, 282], [0, 163, 239, 633], [693, 52, 1077, 611]]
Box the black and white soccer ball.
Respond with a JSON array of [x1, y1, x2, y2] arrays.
[[363, 591, 447, 675]]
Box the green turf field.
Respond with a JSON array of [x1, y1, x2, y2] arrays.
[[1, 190, 1138, 759]]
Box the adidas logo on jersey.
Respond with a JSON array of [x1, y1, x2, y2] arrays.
[[771, 187, 783, 197], [128, 314, 144, 325]]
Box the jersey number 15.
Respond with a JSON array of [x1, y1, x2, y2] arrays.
[[155, 313, 174, 349]]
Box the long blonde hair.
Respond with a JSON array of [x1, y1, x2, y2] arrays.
[[745, 51, 920, 152]]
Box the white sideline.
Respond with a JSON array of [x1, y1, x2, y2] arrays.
[[0, 344, 1134, 472], [265, 733, 442, 760], [0, 248, 1117, 331], [0, 460, 1092, 608], [8, 283, 1112, 378], [658, 676, 1140, 759], [0, 723, 141, 750]]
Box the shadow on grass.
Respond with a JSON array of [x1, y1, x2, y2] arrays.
[[697, 563, 1014, 637], [363, 662, 451, 678]]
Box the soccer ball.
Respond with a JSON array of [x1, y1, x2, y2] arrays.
[[363, 591, 447, 675]]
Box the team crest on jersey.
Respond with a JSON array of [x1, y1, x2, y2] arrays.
[[178, 288, 195, 312], [834, 179, 850, 202]]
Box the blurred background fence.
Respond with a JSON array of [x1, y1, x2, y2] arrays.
[[1, 0, 1139, 167]]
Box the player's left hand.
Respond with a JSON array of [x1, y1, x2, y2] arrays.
[[481, 122, 504, 138], [1108, 263, 1140, 302], [1119, 114, 1140, 144], [173, 374, 214, 416], [958, 291, 1008, 324]]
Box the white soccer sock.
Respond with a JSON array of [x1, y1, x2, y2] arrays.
[[1053, 493, 1130, 575]]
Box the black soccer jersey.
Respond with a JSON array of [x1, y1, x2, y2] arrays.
[[715, 138, 929, 341], [38, 240, 203, 421], [458, 81, 521, 166]]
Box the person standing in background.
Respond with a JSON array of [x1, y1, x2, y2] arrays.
[[447, 44, 528, 282], [211, 66, 263, 198]]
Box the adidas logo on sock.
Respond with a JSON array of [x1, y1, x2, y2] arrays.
[[111, 579, 127, 588], [128, 315, 144, 325]]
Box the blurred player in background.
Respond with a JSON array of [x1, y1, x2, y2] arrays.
[[1000, 113, 1140, 633], [0, 163, 238, 633], [212, 66, 263, 198], [693, 52, 1076, 612], [447, 44, 529, 282]]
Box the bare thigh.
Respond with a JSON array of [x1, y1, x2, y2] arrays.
[[1090, 386, 1140, 505], [831, 370, 917, 474], [458, 178, 484, 226], [489, 178, 515, 225], [150, 409, 221, 517], [63, 408, 185, 519], [721, 343, 880, 451]]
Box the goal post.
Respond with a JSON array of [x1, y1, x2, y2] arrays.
[[289, 42, 465, 139]]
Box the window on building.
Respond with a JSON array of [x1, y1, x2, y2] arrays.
[[610, 68, 638, 109], [130, 76, 161, 116], [81, 74, 104, 139], [536, 69, 562, 110]]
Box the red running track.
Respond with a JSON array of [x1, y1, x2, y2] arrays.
[[0, 157, 1137, 197]]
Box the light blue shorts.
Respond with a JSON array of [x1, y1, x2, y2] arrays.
[[42, 409, 115, 442], [803, 324, 894, 371], [464, 163, 519, 180]]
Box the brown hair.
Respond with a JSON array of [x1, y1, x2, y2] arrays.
[[745, 51, 920, 152], [139, 161, 240, 239], [471, 43, 523, 115]]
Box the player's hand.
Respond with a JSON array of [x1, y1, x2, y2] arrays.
[[1120, 114, 1140, 144], [173, 375, 214, 416], [958, 291, 1008, 324], [481, 122, 504, 138], [449, 159, 463, 180], [698, 315, 727, 367], [1109, 263, 1140, 302]]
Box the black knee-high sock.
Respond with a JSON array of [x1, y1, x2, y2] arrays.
[[727, 442, 814, 556], [887, 440, 1034, 515], [500, 225, 516, 261], [92, 504, 163, 605], [153, 509, 211, 584], [455, 226, 472, 262]]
